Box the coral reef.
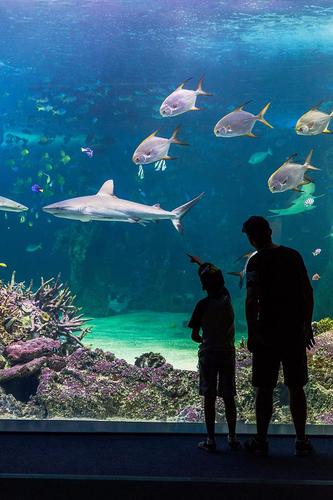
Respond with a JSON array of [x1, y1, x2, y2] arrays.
[[0, 275, 332, 424], [312, 317, 333, 336]]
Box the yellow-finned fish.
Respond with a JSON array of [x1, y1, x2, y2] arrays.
[[296, 103, 333, 135]]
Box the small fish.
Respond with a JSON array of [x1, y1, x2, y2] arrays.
[[304, 197, 314, 207], [21, 148, 29, 156], [214, 102, 273, 138], [268, 150, 319, 193], [248, 147, 272, 165], [26, 243, 42, 252], [0, 263, 7, 268], [19, 215, 26, 224], [60, 153, 71, 165], [296, 103, 333, 135], [52, 108, 67, 116], [312, 248, 321, 256], [31, 183, 44, 193], [160, 76, 212, 117], [81, 147, 94, 158], [132, 126, 188, 166], [312, 273, 321, 281]]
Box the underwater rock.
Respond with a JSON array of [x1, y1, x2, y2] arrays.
[[135, 352, 167, 369], [0, 356, 48, 382], [4, 338, 61, 364]]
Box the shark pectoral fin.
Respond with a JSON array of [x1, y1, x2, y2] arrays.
[[245, 132, 256, 138], [153, 203, 161, 208]]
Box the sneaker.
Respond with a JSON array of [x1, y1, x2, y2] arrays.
[[228, 435, 242, 450], [295, 437, 313, 457], [244, 436, 269, 457], [198, 439, 217, 452]]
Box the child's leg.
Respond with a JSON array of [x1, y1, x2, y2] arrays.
[[204, 395, 216, 441], [223, 395, 237, 438]]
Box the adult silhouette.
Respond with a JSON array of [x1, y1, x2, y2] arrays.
[[242, 216, 315, 456]]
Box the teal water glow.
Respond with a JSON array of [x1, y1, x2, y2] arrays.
[[87, 312, 244, 370]]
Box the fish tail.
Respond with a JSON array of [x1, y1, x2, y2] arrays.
[[268, 147, 273, 155], [171, 193, 204, 233], [170, 126, 189, 146], [257, 102, 274, 129], [227, 271, 244, 289], [196, 75, 213, 96]]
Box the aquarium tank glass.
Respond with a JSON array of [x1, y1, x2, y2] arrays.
[[0, 0, 332, 426]]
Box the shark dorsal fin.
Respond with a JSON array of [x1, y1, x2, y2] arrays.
[[98, 180, 115, 196], [153, 203, 160, 208]]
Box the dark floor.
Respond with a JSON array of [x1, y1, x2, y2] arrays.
[[0, 433, 332, 499]]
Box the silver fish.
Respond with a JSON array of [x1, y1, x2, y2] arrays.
[[268, 149, 319, 194], [159, 76, 212, 117], [132, 126, 188, 165], [214, 102, 273, 138], [295, 104, 333, 135]]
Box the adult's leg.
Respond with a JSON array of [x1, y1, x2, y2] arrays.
[[289, 385, 307, 441], [256, 386, 274, 441], [223, 395, 237, 438], [204, 395, 216, 441]]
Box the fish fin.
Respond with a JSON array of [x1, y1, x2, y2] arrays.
[[162, 155, 178, 160], [257, 102, 274, 128], [196, 75, 213, 96], [153, 203, 161, 208], [268, 147, 273, 155], [323, 128, 332, 134], [129, 217, 147, 226], [304, 149, 314, 165], [190, 106, 202, 111], [97, 180, 115, 196], [245, 132, 256, 137], [310, 100, 324, 111], [170, 125, 189, 146], [140, 130, 159, 144], [227, 271, 244, 289], [176, 77, 193, 90], [235, 252, 253, 262], [306, 165, 320, 171], [235, 100, 252, 111], [280, 153, 298, 167], [304, 174, 314, 184], [292, 188, 303, 193], [171, 192, 204, 233]]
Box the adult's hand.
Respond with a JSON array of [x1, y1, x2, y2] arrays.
[[305, 324, 315, 350]]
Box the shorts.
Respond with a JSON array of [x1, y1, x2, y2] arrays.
[[198, 348, 236, 398], [252, 346, 308, 388]]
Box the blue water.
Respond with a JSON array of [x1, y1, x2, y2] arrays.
[[0, 0, 332, 355]]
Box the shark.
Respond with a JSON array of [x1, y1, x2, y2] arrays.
[[268, 183, 323, 217], [0, 196, 28, 212], [43, 180, 204, 232]]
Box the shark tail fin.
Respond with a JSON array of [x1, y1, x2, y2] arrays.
[[171, 192, 204, 233], [227, 271, 244, 289]]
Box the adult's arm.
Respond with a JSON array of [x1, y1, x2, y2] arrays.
[[298, 256, 315, 349], [191, 327, 203, 343]]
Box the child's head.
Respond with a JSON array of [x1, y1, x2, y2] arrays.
[[198, 262, 225, 294]]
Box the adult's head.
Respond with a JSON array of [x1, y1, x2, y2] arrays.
[[242, 215, 272, 250], [198, 263, 225, 295]]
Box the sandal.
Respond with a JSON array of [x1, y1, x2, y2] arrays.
[[198, 440, 217, 452]]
